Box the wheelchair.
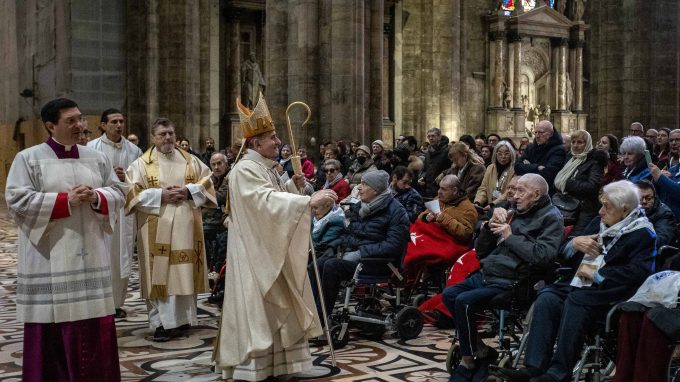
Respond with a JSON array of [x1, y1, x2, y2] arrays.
[[326, 257, 425, 349], [445, 264, 558, 374]]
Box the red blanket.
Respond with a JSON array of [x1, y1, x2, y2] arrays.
[[403, 219, 471, 272], [418, 249, 481, 325]]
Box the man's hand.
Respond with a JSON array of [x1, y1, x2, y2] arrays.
[[311, 190, 338, 207], [69, 185, 97, 206], [292, 174, 306, 190], [418, 177, 426, 186], [576, 265, 597, 282], [490, 207, 508, 224], [523, 159, 530, 165], [161, 186, 189, 204], [649, 163, 664, 182], [489, 221, 512, 239], [571, 234, 602, 257], [114, 166, 126, 182], [425, 211, 440, 222], [537, 165, 545, 171]]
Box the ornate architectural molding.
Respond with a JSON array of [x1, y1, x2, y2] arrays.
[[489, 31, 507, 41]]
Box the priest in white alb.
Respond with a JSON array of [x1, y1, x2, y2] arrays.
[[125, 117, 216, 342], [5, 98, 125, 382], [213, 94, 337, 381], [87, 108, 142, 318]]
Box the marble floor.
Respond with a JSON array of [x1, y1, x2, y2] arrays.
[[0, 200, 455, 382]]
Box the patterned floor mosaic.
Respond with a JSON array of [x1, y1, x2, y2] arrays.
[[0, 200, 455, 381]]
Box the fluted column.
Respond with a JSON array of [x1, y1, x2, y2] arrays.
[[509, 32, 522, 109]]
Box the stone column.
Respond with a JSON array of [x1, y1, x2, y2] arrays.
[[556, 38, 568, 111], [509, 32, 522, 109], [265, 1, 288, 128], [489, 31, 506, 108], [572, 39, 584, 112], [392, 1, 403, 138], [369, 0, 384, 142]]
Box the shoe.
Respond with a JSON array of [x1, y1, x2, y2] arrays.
[[495, 367, 542, 382], [472, 347, 498, 382], [114, 308, 127, 319], [207, 291, 224, 304], [153, 326, 171, 342], [449, 364, 476, 382], [529, 374, 558, 382]]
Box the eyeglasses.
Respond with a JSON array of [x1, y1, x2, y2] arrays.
[[534, 130, 551, 136], [670, 138, 680, 143], [645, 135, 657, 139], [325, 168, 337, 173]]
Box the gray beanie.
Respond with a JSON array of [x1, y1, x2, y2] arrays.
[[361, 170, 390, 194], [356, 145, 371, 156]]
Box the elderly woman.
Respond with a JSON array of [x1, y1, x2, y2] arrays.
[[474, 141, 516, 209], [346, 145, 378, 189], [321, 159, 351, 201], [620, 136, 652, 182], [311, 198, 346, 253], [440, 141, 486, 201], [596, 134, 624, 186], [553, 130, 607, 235], [498, 180, 656, 382]]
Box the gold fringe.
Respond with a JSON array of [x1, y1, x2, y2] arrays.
[[150, 284, 168, 299]]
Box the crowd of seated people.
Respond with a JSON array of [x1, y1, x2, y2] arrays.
[[210, 119, 680, 381]]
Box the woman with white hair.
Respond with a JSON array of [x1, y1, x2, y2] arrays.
[[620, 136, 652, 182], [552, 130, 607, 235], [498, 179, 656, 382], [474, 140, 516, 209]]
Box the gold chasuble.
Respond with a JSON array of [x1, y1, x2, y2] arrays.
[[214, 150, 322, 381], [125, 147, 216, 299]]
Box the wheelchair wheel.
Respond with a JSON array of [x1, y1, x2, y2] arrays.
[[411, 293, 427, 308], [669, 345, 680, 382], [446, 343, 461, 374], [329, 323, 350, 349], [395, 306, 424, 340]]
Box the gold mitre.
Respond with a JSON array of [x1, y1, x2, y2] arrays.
[[236, 93, 275, 138]]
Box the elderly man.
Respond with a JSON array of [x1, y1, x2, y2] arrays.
[[645, 128, 658, 142], [213, 95, 333, 381], [419, 174, 477, 244], [88, 108, 143, 318], [312, 170, 410, 323], [444, 174, 563, 382], [419, 127, 453, 198], [515, 121, 566, 194], [6, 98, 125, 381], [498, 180, 656, 382], [630, 121, 645, 137], [635, 180, 675, 248], [202, 153, 230, 272], [125, 118, 217, 342], [650, 128, 680, 221]]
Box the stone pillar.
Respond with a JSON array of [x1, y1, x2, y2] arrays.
[[556, 38, 568, 111], [573, 41, 584, 112], [225, 8, 242, 145], [392, 1, 403, 138], [265, 1, 288, 130], [369, 0, 384, 142], [489, 31, 506, 108], [509, 32, 522, 110]]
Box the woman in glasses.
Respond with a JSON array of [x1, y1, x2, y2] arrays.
[[321, 159, 350, 200]]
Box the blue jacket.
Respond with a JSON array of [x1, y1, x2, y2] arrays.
[[330, 196, 410, 262], [393, 187, 425, 223], [312, 214, 346, 253], [655, 163, 680, 222]]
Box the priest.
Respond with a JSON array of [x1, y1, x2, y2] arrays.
[[213, 95, 336, 381], [87, 108, 142, 318], [125, 117, 216, 342], [5, 98, 125, 381]]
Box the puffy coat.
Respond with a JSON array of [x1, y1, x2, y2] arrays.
[[424, 136, 452, 198], [515, 132, 566, 194], [475, 195, 564, 284], [330, 196, 410, 263], [655, 163, 680, 222], [563, 149, 607, 235], [393, 187, 425, 223], [646, 200, 677, 249], [345, 159, 378, 189]]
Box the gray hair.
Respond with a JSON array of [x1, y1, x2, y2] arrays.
[[519, 173, 549, 196], [427, 127, 441, 136], [324, 159, 342, 170], [619, 136, 646, 155], [440, 174, 461, 188], [602, 180, 640, 212], [671, 129, 680, 136], [492, 140, 516, 166], [210, 152, 228, 163]]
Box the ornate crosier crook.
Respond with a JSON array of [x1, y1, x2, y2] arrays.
[[285, 101, 312, 176]]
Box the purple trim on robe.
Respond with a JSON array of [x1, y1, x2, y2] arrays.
[[46, 137, 80, 159], [23, 316, 120, 382]]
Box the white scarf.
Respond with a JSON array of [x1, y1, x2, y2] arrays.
[[554, 134, 593, 193], [598, 208, 654, 256], [312, 205, 346, 234]]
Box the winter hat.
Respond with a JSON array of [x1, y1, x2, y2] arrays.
[[372, 140, 385, 149], [356, 145, 371, 156], [361, 170, 390, 194]]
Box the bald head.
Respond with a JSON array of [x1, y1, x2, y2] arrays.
[[437, 175, 462, 203], [441, 174, 461, 188], [519, 173, 549, 196], [535, 120, 555, 145], [514, 173, 549, 211], [210, 152, 229, 177]]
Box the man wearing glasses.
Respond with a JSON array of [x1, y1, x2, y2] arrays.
[[635, 180, 675, 248], [630, 122, 645, 137], [514, 120, 566, 194]]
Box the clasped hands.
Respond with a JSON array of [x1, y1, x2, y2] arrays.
[[161, 186, 189, 205], [425, 211, 440, 222], [68, 185, 99, 207], [488, 207, 513, 239]]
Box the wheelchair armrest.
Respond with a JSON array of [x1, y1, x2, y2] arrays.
[[605, 301, 628, 334]]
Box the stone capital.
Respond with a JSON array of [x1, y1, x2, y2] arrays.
[[569, 38, 585, 49], [489, 31, 507, 41], [551, 37, 569, 47], [507, 31, 522, 43]]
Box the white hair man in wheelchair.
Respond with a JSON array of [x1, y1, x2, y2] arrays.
[[309, 170, 410, 326], [498, 180, 657, 382], [444, 173, 564, 382]]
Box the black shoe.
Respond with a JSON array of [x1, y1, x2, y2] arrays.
[[207, 291, 224, 304], [114, 308, 127, 319], [153, 326, 171, 342], [450, 364, 476, 382], [472, 347, 498, 382], [495, 367, 542, 382]]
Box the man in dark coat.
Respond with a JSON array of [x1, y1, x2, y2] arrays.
[[444, 174, 564, 382], [419, 128, 452, 199], [636, 179, 676, 248], [310, 170, 410, 323], [515, 121, 566, 195]]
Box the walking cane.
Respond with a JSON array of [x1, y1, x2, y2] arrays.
[[286, 101, 337, 367]]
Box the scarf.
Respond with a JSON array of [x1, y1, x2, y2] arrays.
[[598, 208, 654, 256], [359, 189, 393, 219], [312, 205, 346, 234], [323, 172, 344, 189], [554, 137, 593, 193]]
